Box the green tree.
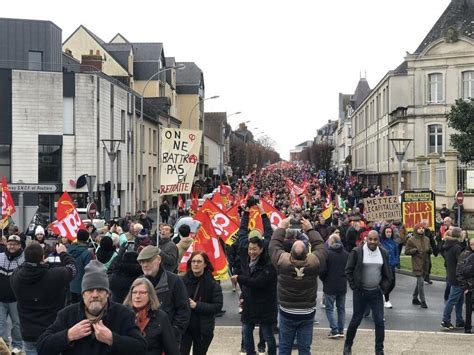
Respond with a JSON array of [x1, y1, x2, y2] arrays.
[[447, 98, 474, 163]]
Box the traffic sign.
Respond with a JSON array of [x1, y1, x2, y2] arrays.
[[8, 184, 61, 193], [87, 202, 97, 219], [455, 191, 464, 205]]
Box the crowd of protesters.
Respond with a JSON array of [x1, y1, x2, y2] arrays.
[[0, 162, 472, 355]]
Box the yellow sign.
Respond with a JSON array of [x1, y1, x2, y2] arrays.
[[401, 191, 435, 232]]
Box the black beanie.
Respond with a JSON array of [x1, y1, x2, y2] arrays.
[[77, 229, 90, 242], [100, 236, 114, 251], [81, 260, 110, 293]]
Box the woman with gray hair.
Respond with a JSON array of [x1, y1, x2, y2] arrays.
[[124, 278, 179, 355]]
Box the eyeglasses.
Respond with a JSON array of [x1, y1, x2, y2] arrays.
[[132, 291, 148, 296], [191, 259, 204, 264]]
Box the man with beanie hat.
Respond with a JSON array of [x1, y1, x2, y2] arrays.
[[0, 235, 24, 354], [11, 242, 77, 355], [405, 222, 432, 308], [68, 229, 93, 303], [37, 260, 146, 355]]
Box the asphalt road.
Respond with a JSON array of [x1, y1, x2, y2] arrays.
[[216, 272, 468, 333]]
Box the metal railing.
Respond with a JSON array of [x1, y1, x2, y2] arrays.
[[457, 164, 474, 193]]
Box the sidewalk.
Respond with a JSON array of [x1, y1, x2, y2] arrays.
[[207, 326, 472, 354]]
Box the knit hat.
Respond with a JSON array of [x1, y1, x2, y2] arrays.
[[76, 229, 90, 242], [35, 226, 45, 235], [139, 228, 149, 238], [248, 229, 263, 240], [414, 222, 425, 231], [81, 260, 110, 294]]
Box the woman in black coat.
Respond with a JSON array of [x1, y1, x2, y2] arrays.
[[181, 251, 223, 355], [123, 277, 179, 355]]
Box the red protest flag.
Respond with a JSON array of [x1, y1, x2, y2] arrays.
[[247, 206, 264, 234], [192, 212, 228, 279], [190, 193, 199, 214], [211, 192, 225, 211], [219, 183, 231, 196], [56, 191, 78, 220], [195, 199, 239, 245], [51, 192, 85, 241], [226, 204, 241, 226], [261, 199, 285, 230], [1, 176, 16, 218]]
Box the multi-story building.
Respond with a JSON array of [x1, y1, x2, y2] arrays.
[[63, 26, 181, 210], [350, 0, 474, 213], [289, 141, 313, 162], [0, 18, 136, 221], [204, 112, 230, 178]]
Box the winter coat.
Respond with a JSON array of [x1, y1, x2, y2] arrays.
[[67, 242, 92, 294], [109, 246, 142, 303], [10, 252, 76, 341], [158, 238, 178, 273], [269, 228, 327, 310], [139, 308, 179, 355], [442, 236, 464, 286], [345, 245, 393, 294], [237, 253, 277, 325], [405, 233, 432, 277], [181, 270, 223, 337], [37, 300, 146, 355], [0, 249, 24, 302], [145, 269, 190, 340], [177, 237, 193, 267], [320, 242, 348, 295], [380, 237, 399, 268], [457, 248, 474, 291]]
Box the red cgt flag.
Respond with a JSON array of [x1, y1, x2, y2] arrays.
[[195, 199, 239, 245], [1, 176, 16, 218], [190, 193, 199, 214], [189, 211, 228, 280], [49, 192, 85, 241]]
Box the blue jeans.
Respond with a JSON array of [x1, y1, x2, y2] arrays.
[[345, 289, 385, 352], [0, 302, 22, 349], [442, 285, 464, 324], [324, 293, 346, 334], [24, 340, 38, 355], [242, 322, 276, 355], [278, 311, 314, 355]]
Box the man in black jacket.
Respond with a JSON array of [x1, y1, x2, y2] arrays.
[[441, 227, 465, 330], [37, 260, 146, 355], [320, 234, 349, 339], [137, 245, 190, 343], [343, 230, 393, 355], [11, 241, 77, 355]]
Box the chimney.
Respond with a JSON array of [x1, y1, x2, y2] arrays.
[[81, 52, 103, 71]]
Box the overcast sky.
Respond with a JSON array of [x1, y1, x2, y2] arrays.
[[5, 0, 452, 159]]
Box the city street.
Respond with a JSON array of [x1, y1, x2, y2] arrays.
[[216, 272, 463, 332]]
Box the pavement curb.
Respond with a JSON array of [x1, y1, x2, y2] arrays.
[[396, 269, 445, 282]]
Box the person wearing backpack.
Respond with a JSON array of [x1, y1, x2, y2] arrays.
[[67, 229, 93, 303], [456, 237, 474, 333]]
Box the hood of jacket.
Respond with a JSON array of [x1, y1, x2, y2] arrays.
[[15, 262, 49, 284], [67, 243, 89, 258], [329, 242, 344, 253], [443, 236, 461, 251]]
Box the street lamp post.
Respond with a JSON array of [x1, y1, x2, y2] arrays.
[[389, 137, 412, 196], [138, 64, 184, 211]]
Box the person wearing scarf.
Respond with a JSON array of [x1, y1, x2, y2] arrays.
[[123, 277, 179, 355], [180, 251, 223, 355]]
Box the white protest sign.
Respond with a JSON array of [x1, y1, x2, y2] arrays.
[[160, 128, 202, 195], [363, 196, 401, 222]]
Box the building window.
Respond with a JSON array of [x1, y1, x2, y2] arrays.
[[28, 51, 43, 71], [121, 110, 125, 141], [64, 98, 74, 135], [428, 73, 443, 103], [0, 145, 11, 181], [428, 124, 443, 154], [462, 71, 474, 99], [39, 145, 61, 182]]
